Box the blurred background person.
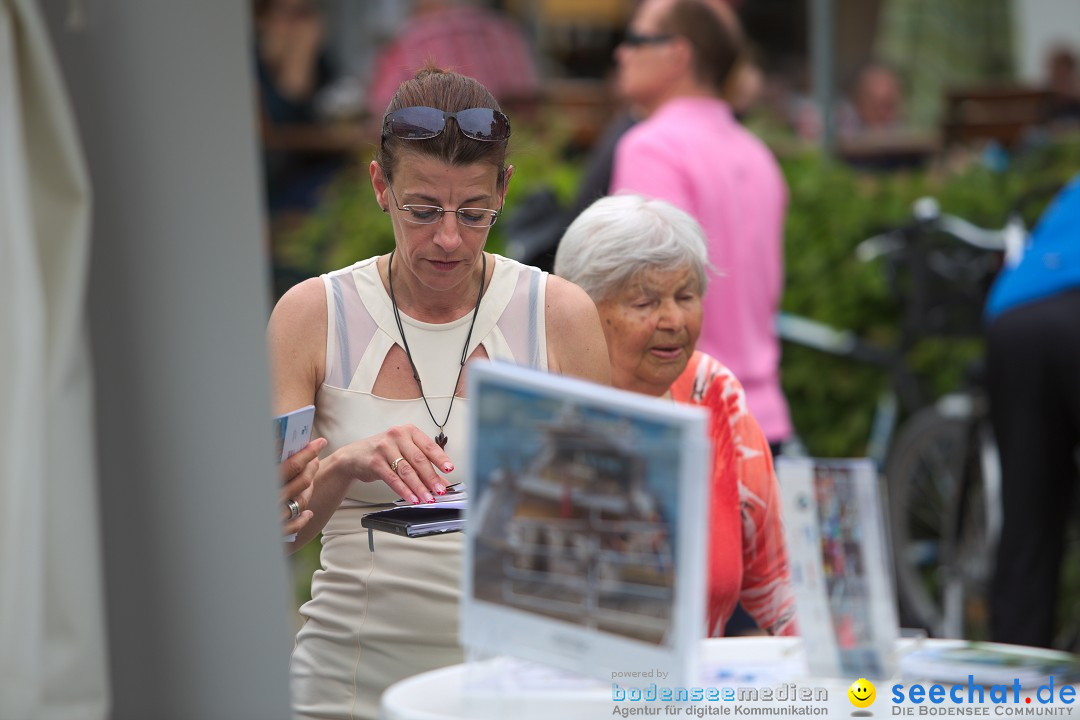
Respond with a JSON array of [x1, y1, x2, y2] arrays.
[[837, 62, 905, 138], [576, 7, 763, 225], [609, 0, 794, 454], [783, 62, 909, 146], [833, 61, 932, 170], [1046, 45, 1080, 125], [555, 194, 797, 638], [985, 173, 1080, 649], [366, 0, 541, 117], [726, 54, 766, 121], [254, 0, 353, 218]]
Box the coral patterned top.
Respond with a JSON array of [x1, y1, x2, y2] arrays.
[[669, 352, 797, 637]]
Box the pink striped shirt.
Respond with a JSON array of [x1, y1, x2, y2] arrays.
[[611, 96, 792, 441], [367, 7, 540, 115]]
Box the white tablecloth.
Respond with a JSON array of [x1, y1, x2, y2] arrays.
[[381, 637, 868, 720], [382, 637, 1080, 720]]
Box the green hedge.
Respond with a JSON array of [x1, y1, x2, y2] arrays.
[[779, 135, 1080, 456]]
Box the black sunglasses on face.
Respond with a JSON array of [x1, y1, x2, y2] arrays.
[[621, 31, 675, 48], [382, 106, 512, 142]]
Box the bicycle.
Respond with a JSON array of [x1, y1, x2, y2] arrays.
[[778, 197, 1021, 640]]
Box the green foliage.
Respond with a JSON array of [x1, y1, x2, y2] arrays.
[[272, 159, 394, 280], [780, 134, 1080, 456], [780, 152, 897, 456]]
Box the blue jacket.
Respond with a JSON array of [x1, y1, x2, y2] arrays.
[[985, 173, 1080, 321]]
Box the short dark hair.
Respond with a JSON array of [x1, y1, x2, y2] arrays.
[[376, 65, 509, 187], [657, 0, 742, 93]]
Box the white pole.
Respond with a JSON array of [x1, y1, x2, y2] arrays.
[[40, 2, 294, 718], [810, 0, 837, 154]]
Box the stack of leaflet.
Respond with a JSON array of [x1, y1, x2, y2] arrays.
[[899, 641, 1080, 688], [393, 486, 467, 507]]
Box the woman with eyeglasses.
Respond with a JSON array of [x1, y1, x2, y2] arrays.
[[268, 66, 610, 720]]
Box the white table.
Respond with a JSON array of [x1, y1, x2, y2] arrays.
[[382, 637, 882, 720], [382, 637, 1080, 720]]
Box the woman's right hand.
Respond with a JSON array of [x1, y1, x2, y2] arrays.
[[343, 424, 455, 504], [280, 437, 327, 537]]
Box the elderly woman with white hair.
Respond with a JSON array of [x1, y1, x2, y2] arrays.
[[555, 194, 797, 637]]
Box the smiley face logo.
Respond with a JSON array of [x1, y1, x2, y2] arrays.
[[848, 678, 876, 708]]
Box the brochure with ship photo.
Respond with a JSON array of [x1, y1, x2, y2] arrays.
[[461, 362, 710, 687], [776, 457, 899, 680]]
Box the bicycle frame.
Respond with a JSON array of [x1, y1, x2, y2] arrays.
[[778, 197, 1015, 639], [775, 312, 918, 469]]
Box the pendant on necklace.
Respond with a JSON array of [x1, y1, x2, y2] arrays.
[[435, 432, 448, 449]]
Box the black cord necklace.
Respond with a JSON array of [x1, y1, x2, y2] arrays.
[[387, 250, 486, 449]]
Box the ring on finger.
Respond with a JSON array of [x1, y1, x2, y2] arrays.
[[390, 456, 405, 474], [287, 499, 301, 520]]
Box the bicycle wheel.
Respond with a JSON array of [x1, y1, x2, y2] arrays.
[[885, 405, 992, 639]]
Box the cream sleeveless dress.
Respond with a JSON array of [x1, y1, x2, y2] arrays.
[[291, 254, 548, 720]]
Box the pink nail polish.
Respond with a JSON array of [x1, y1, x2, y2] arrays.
[[443, 463, 454, 473], [434, 483, 445, 494], [426, 495, 435, 504], [411, 497, 420, 505]]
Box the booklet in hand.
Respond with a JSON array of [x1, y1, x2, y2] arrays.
[[274, 404, 315, 464], [274, 404, 315, 541]]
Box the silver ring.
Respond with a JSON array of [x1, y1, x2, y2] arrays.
[[390, 456, 405, 473], [287, 499, 301, 520]]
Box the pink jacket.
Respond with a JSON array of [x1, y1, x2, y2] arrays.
[[612, 97, 792, 441]]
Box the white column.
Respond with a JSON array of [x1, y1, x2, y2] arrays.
[[36, 1, 295, 718]]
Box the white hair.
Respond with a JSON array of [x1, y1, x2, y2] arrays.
[[554, 194, 713, 302]]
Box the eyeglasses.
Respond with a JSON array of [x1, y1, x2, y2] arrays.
[[620, 31, 675, 48], [386, 183, 500, 228], [382, 106, 511, 142]]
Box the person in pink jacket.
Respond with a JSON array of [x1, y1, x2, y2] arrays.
[[609, 0, 792, 449]]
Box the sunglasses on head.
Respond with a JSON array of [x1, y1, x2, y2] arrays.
[[382, 106, 511, 142], [620, 31, 675, 47]]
